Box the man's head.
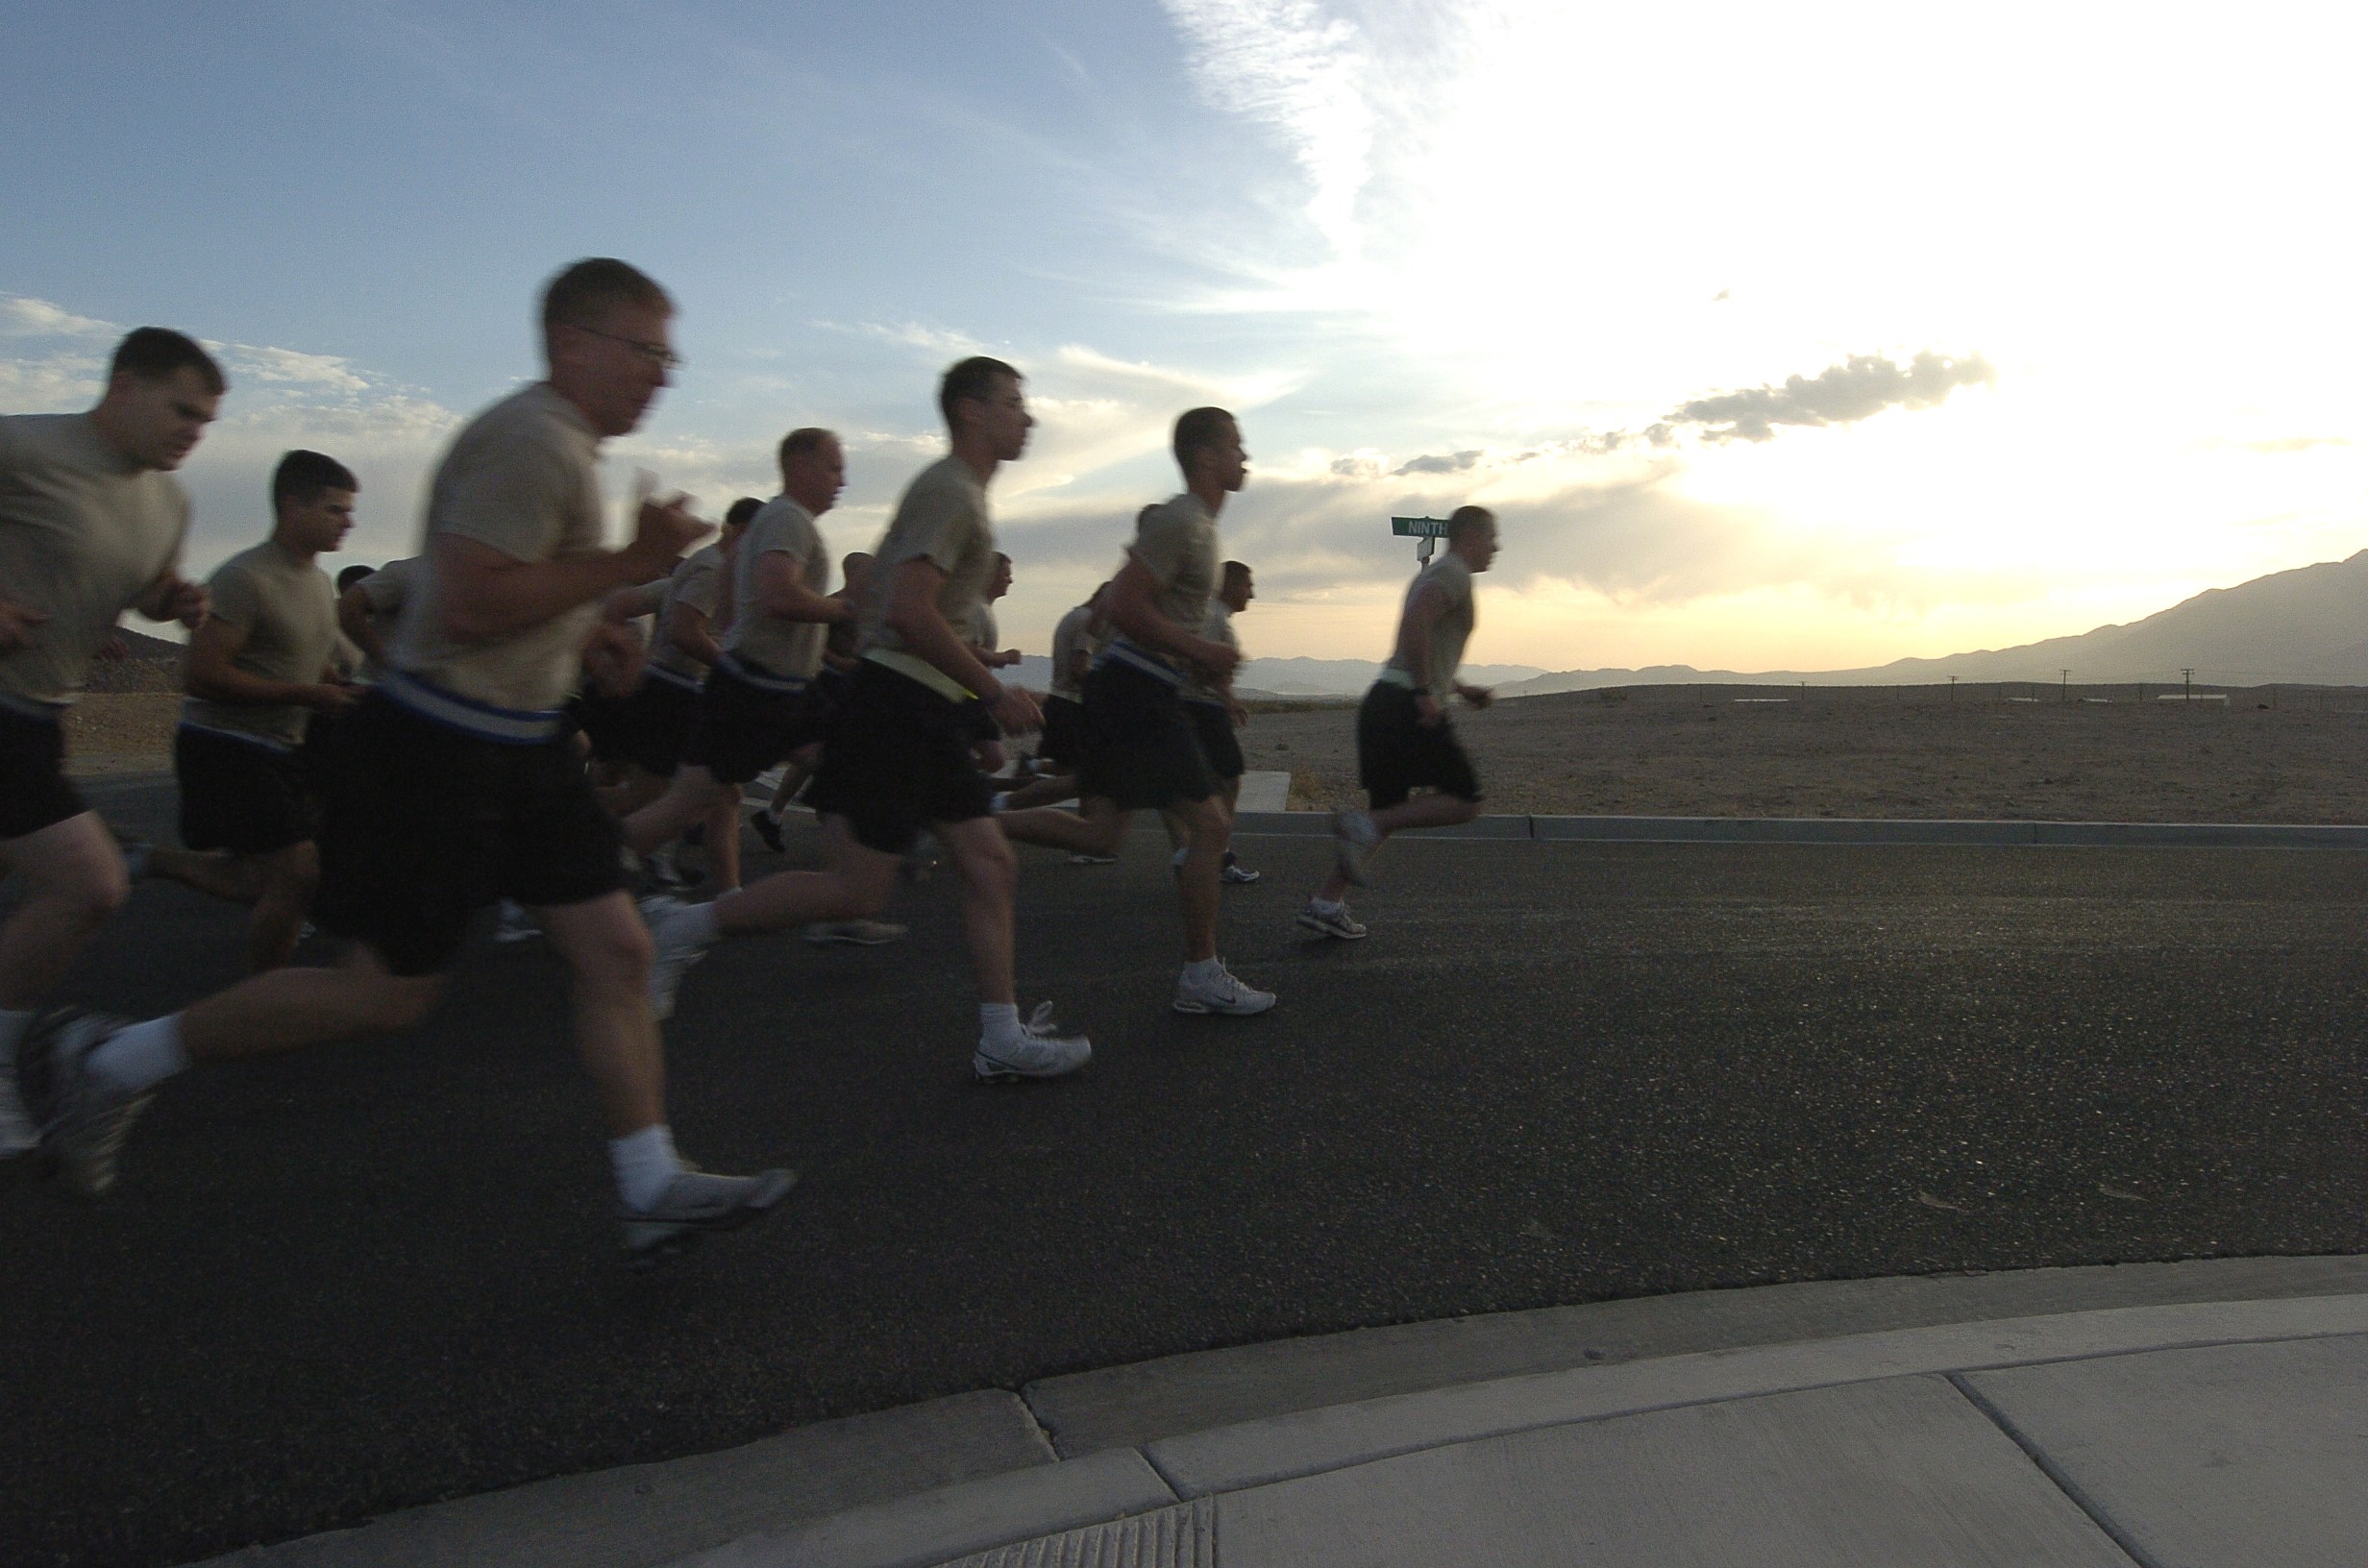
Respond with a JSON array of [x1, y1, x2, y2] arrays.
[[777, 428, 845, 517], [841, 551, 875, 600], [724, 496, 764, 533], [1173, 406, 1246, 495], [271, 450, 358, 556], [92, 328, 225, 472], [335, 563, 376, 594], [1220, 559, 1254, 613], [1446, 504, 1498, 572], [540, 258, 676, 438], [989, 551, 1013, 601], [940, 356, 1030, 462]]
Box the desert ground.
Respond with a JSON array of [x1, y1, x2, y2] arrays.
[[63, 678, 2368, 822]]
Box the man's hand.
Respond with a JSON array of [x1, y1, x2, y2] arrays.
[[976, 646, 1024, 669], [1225, 695, 1250, 728], [1456, 683, 1493, 710], [93, 630, 127, 662], [989, 684, 1044, 734], [580, 621, 646, 699], [1414, 693, 1446, 727], [165, 579, 209, 629], [619, 494, 714, 581], [303, 679, 360, 714], [1190, 637, 1242, 684], [971, 738, 1006, 772]]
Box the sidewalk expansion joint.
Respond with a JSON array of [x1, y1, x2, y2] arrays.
[[1946, 1372, 2163, 1568]]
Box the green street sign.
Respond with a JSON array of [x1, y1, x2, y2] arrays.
[[1392, 516, 1451, 537]]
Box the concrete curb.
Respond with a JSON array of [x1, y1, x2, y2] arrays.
[[1231, 810, 2368, 848]]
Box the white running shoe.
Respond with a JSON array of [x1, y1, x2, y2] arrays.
[[647, 905, 715, 1020], [1172, 960, 1277, 1016], [35, 1010, 152, 1197], [492, 899, 540, 943], [802, 919, 908, 946], [618, 1166, 798, 1267], [1331, 809, 1381, 887], [973, 1001, 1093, 1082], [1295, 899, 1369, 940], [1221, 860, 1262, 884]]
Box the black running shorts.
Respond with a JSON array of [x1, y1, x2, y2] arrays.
[[1184, 698, 1245, 782], [174, 725, 319, 855], [804, 660, 995, 856], [619, 674, 703, 778], [313, 691, 626, 975], [1356, 681, 1482, 811], [682, 657, 832, 786], [0, 704, 84, 841], [1077, 659, 1215, 812], [1037, 693, 1088, 771]]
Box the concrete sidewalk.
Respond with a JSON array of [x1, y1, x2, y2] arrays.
[[194, 1256, 2368, 1567]]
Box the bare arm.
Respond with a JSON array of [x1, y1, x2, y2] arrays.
[[668, 603, 723, 668], [133, 567, 208, 628], [752, 551, 854, 626], [184, 617, 354, 713], [884, 559, 1040, 731], [1105, 559, 1239, 680], [434, 496, 707, 644], [1393, 583, 1453, 724]]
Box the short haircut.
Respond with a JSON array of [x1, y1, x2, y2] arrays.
[[939, 356, 1020, 430], [540, 257, 672, 331], [335, 564, 376, 593], [110, 328, 226, 395], [1221, 559, 1251, 582], [777, 427, 836, 475], [1172, 406, 1237, 472], [1446, 504, 1495, 544], [272, 449, 358, 511], [724, 496, 764, 529]]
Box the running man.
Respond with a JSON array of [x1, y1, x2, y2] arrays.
[[643, 358, 1090, 1082], [23, 260, 793, 1264], [999, 408, 1274, 1017], [991, 582, 1108, 818], [1297, 504, 1499, 940], [337, 553, 423, 683], [1166, 558, 1259, 885], [140, 450, 359, 971], [0, 328, 216, 1158], [750, 549, 872, 851]]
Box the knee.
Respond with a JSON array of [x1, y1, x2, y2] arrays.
[[63, 860, 129, 924], [955, 835, 1017, 891]]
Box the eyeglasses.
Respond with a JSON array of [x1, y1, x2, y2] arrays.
[[565, 323, 683, 371]]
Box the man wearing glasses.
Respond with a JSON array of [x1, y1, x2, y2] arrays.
[[27, 260, 795, 1266]]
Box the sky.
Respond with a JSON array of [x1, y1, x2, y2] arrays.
[[5, 1, 2365, 675]]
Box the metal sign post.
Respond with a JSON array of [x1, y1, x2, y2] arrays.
[[1392, 515, 1449, 566]]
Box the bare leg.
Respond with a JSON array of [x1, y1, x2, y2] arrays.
[[702, 796, 742, 894], [714, 816, 897, 936], [1313, 793, 1480, 902], [938, 816, 1018, 1005], [245, 841, 320, 972], [0, 814, 129, 1008], [1173, 795, 1229, 962], [180, 942, 443, 1061], [997, 771, 1078, 811], [767, 746, 821, 815], [147, 845, 267, 906], [619, 766, 734, 857], [596, 766, 672, 821], [998, 797, 1130, 857], [537, 892, 665, 1138]]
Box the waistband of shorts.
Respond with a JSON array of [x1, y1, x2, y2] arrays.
[[861, 648, 971, 704], [644, 662, 707, 694], [0, 692, 65, 723], [1181, 690, 1229, 708], [378, 670, 568, 745], [715, 650, 809, 695], [1101, 636, 1187, 687], [1375, 666, 1421, 691], [176, 719, 296, 755]]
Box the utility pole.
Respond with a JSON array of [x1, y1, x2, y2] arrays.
[[2060, 669, 2070, 703], [2183, 667, 2194, 704], [1948, 674, 1958, 703]]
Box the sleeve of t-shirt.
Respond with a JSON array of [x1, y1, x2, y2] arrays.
[[432, 432, 576, 564], [677, 555, 722, 620], [1433, 556, 1473, 609], [896, 479, 980, 577], [359, 559, 412, 613], [1127, 511, 1192, 585], [205, 560, 262, 631]]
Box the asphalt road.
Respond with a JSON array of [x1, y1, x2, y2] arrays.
[[6, 779, 2365, 1567]]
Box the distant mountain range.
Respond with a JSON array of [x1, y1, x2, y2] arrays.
[[1501, 550, 2368, 696]]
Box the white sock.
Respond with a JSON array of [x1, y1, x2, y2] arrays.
[[0, 1009, 33, 1066], [87, 1015, 191, 1092], [1309, 896, 1344, 915], [1184, 956, 1224, 980], [659, 900, 722, 948], [609, 1123, 683, 1211], [979, 1001, 1021, 1044], [989, 793, 1009, 814]]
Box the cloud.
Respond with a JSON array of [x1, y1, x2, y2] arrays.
[[217, 343, 372, 395], [1667, 349, 1997, 443], [1162, 0, 1373, 257], [2, 295, 115, 338], [1393, 448, 1484, 476], [2236, 435, 2351, 454]]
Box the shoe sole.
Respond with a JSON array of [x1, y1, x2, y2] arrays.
[[971, 1049, 1091, 1083], [803, 930, 905, 946], [623, 1167, 799, 1268], [1295, 916, 1369, 941], [1172, 993, 1279, 1016]]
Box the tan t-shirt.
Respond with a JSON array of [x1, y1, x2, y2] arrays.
[[725, 497, 830, 679], [648, 544, 725, 681], [1384, 551, 1476, 698], [1048, 602, 1101, 701], [392, 383, 605, 713], [1121, 492, 1220, 677], [860, 456, 997, 673], [1183, 601, 1239, 705], [182, 539, 339, 747], [0, 412, 189, 710]]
